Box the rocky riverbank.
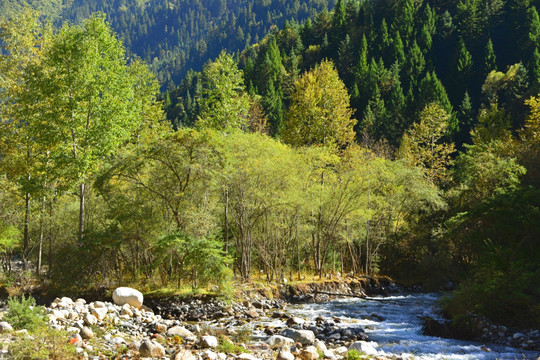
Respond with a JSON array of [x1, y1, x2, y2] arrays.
[[0, 290, 389, 360], [0, 279, 538, 359]]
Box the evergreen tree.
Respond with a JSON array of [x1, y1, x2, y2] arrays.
[[483, 38, 498, 77], [404, 40, 425, 91], [390, 31, 405, 65], [263, 79, 284, 136], [530, 47, 540, 94]]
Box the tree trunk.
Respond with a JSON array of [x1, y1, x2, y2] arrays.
[[37, 196, 46, 276], [224, 188, 229, 254], [78, 182, 85, 245], [23, 192, 30, 270]]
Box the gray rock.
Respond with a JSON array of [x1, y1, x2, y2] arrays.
[[81, 326, 94, 339], [202, 350, 218, 360], [139, 340, 165, 358], [0, 322, 13, 333], [323, 350, 336, 359], [84, 313, 98, 326], [174, 349, 196, 360], [299, 346, 319, 360], [201, 335, 218, 348], [348, 341, 378, 356], [154, 323, 167, 333], [112, 287, 144, 308], [168, 325, 195, 338], [280, 329, 316, 345], [236, 353, 259, 360], [267, 335, 295, 349], [314, 339, 327, 352], [277, 351, 295, 360], [513, 333, 525, 339]]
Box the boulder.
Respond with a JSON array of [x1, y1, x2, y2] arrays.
[[81, 326, 94, 339], [168, 325, 195, 338], [277, 351, 295, 360], [112, 287, 144, 308], [348, 341, 378, 356], [201, 335, 218, 348], [175, 349, 196, 360], [154, 323, 167, 333], [139, 340, 165, 358], [90, 307, 107, 321], [202, 350, 218, 360], [286, 316, 305, 326], [280, 329, 316, 346], [0, 322, 13, 333], [299, 346, 319, 360], [236, 354, 259, 360], [84, 313, 98, 326], [267, 335, 295, 349]]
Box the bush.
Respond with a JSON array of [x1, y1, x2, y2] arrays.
[[345, 349, 363, 360], [217, 335, 247, 354], [9, 326, 77, 360], [4, 295, 47, 332]]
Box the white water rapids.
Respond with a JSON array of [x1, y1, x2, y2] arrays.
[[282, 293, 539, 360]]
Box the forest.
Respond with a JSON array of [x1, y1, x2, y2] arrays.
[[0, 0, 539, 333]]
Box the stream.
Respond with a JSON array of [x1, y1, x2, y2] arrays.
[[282, 293, 539, 360]]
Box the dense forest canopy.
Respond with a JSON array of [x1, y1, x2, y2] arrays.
[[1, 0, 338, 86], [0, 0, 539, 331]]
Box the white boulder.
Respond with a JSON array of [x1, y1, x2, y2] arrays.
[[112, 287, 143, 308]]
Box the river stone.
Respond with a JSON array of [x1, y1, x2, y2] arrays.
[[201, 335, 218, 348], [0, 322, 13, 333], [286, 316, 306, 326], [281, 329, 316, 345], [323, 350, 336, 359], [84, 313, 98, 326], [175, 349, 196, 360], [277, 351, 295, 360], [154, 323, 167, 333], [237, 353, 259, 360], [112, 287, 144, 308], [168, 325, 195, 338], [299, 346, 319, 360], [90, 307, 107, 321], [267, 335, 295, 349], [348, 341, 378, 356], [202, 350, 218, 360], [81, 326, 94, 339], [139, 340, 165, 358], [314, 339, 327, 352]]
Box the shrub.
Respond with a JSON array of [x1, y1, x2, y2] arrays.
[[4, 295, 47, 332], [9, 326, 77, 360], [217, 335, 247, 354]]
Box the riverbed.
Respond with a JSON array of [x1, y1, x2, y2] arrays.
[[286, 293, 538, 360]]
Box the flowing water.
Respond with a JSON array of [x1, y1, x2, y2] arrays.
[[284, 293, 539, 360]]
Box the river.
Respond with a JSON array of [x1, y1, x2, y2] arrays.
[[284, 293, 539, 360]]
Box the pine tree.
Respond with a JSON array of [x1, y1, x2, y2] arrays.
[[263, 79, 284, 136], [483, 38, 497, 77], [456, 91, 475, 144], [418, 71, 453, 120], [390, 31, 405, 65], [404, 40, 425, 91]]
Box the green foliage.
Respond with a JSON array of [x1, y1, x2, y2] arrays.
[[217, 335, 248, 354], [5, 295, 47, 332], [282, 60, 356, 148], [345, 349, 363, 360], [197, 51, 251, 131], [154, 232, 232, 290], [8, 325, 77, 360], [399, 103, 455, 185]]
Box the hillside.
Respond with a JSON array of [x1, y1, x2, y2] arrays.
[[0, 0, 338, 86]]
